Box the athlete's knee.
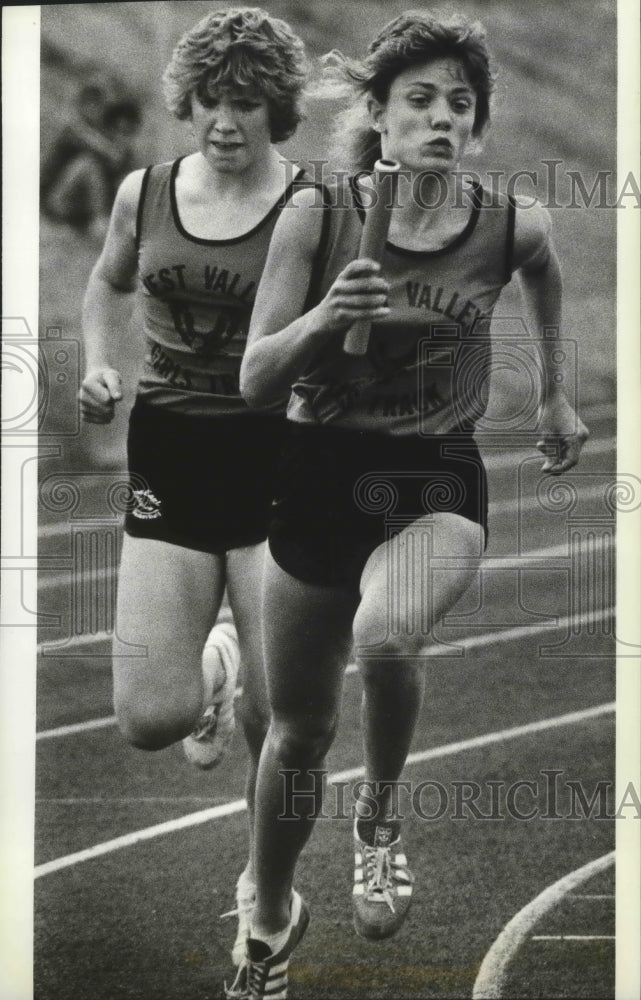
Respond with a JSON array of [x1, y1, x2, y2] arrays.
[[236, 692, 270, 751], [270, 712, 339, 767], [113, 686, 200, 751], [353, 603, 429, 660]]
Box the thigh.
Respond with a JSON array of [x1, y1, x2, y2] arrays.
[[261, 545, 359, 724], [354, 512, 483, 656], [113, 534, 226, 702]]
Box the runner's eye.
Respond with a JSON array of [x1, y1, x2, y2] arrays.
[[234, 99, 262, 112], [408, 95, 430, 108]]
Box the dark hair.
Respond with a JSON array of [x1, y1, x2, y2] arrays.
[[328, 9, 495, 172], [162, 6, 307, 143]]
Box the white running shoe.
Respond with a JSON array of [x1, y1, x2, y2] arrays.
[[241, 891, 310, 1000], [220, 869, 257, 968], [182, 621, 240, 769], [352, 819, 414, 940]]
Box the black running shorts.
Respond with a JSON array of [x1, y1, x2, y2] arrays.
[[124, 397, 287, 553], [268, 422, 488, 590]]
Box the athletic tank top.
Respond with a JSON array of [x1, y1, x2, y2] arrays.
[[135, 157, 306, 415], [288, 177, 515, 436]]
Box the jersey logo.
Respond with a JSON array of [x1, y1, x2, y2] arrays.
[[131, 489, 162, 520], [162, 290, 245, 358]]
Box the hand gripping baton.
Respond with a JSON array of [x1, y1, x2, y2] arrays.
[[343, 158, 401, 356]]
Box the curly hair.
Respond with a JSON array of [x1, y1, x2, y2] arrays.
[[162, 7, 307, 143], [326, 8, 495, 172]]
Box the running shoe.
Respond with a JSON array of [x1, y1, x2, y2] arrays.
[[236, 890, 310, 1000], [182, 621, 240, 769], [220, 869, 257, 967], [352, 819, 414, 940]]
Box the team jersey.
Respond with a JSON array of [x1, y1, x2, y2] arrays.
[[288, 177, 516, 435], [135, 156, 305, 415]]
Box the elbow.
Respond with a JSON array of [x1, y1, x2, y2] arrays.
[[240, 380, 267, 410], [239, 359, 275, 410]]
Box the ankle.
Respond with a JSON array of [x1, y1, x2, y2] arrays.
[[355, 816, 402, 846], [251, 907, 289, 942], [251, 889, 298, 942]]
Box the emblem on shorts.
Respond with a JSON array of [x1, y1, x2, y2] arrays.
[[131, 489, 162, 520]]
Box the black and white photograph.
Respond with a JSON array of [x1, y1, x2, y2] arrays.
[[1, 2, 640, 998]]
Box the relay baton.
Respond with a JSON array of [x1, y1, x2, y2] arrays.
[[343, 158, 401, 356]]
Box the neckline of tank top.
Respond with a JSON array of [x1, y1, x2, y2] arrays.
[[349, 174, 484, 258], [168, 156, 309, 246]]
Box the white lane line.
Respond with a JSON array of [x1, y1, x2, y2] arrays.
[[37, 682, 245, 742], [36, 529, 616, 654], [38, 566, 116, 592], [489, 482, 617, 517], [38, 798, 231, 805], [36, 605, 615, 739], [472, 851, 615, 998], [478, 434, 612, 471], [36, 604, 614, 657], [331, 702, 614, 785], [531, 935, 615, 941], [34, 702, 614, 879], [34, 799, 247, 879], [428, 606, 614, 654], [37, 716, 118, 740]]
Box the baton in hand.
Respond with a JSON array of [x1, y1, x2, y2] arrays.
[[343, 158, 401, 356]]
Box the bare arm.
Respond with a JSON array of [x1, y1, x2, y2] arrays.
[[240, 187, 390, 409], [513, 199, 589, 473], [79, 168, 144, 423]]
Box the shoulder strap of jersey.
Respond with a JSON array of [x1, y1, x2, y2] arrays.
[[504, 194, 517, 282], [302, 183, 333, 312], [134, 165, 153, 254]]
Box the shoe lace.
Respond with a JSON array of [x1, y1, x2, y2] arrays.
[[220, 882, 256, 923], [246, 958, 270, 999], [219, 898, 254, 922], [362, 844, 396, 912], [191, 703, 220, 740], [224, 963, 249, 1000]]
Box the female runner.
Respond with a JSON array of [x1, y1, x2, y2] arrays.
[[78, 6, 309, 975], [233, 9, 589, 998]]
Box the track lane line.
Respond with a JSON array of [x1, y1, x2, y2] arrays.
[[34, 702, 614, 879], [36, 606, 615, 739], [531, 935, 615, 941], [472, 851, 615, 998], [35, 503, 616, 593], [36, 532, 616, 654]]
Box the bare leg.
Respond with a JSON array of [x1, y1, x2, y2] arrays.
[[113, 535, 226, 749], [251, 548, 358, 935], [226, 542, 271, 879], [353, 512, 483, 820]]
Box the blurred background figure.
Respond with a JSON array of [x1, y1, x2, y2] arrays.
[[40, 73, 142, 241]]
